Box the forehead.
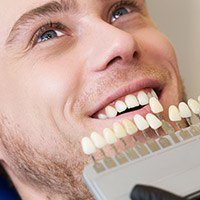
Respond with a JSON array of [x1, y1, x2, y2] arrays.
[[0, 0, 48, 45], [1, 0, 145, 20], [1, 0, 145, 24]]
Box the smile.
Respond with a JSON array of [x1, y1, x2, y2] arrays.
[[93, 89, 158, 120]]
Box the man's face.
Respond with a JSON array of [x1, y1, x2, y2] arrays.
[[0, 0, 184, 198]]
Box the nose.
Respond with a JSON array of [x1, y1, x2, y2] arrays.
[[83, 19, 141, 72]]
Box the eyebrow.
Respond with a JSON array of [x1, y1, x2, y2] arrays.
[[5, 0, 79, 46]]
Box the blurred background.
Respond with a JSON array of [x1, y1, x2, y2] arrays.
[[147, 0, 200, 99]]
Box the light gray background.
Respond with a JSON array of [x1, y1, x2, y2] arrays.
[[147, 0, 200, 99]]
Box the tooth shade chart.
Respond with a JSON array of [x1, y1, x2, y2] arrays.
[[98, 90, 156, 119], [82, 96, 200, 159]]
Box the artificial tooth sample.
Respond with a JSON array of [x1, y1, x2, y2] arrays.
[[122, 119, 149, 156], [122, 119, 138, 135], [168, 105, 191, 140], [146, 114, 172, 148], [125, 95, 139, 109], [115, 100, 127, 113], [146, 113, 162, 130], [113, 122, 138, 161], [151, 89, 158, 99], [103, 128, 117, 157], [149, 97, 175, 136], [149, 97, 163, 114], [188, 98, 200, 115], [96, 129, 117, 169], [113, 122, 127, 139], [103, 128, 128, 165], [134, 114, 160, 152], [82, 137, 106, 172], [137, 91, 149, 105], [91, 132, 113, 163], [97, 114, 107, 120], [168, 105, 181, 122], [178, 102, 192, 126], [105, 106, 117, 118], [133, 114, 149, 131], [103, 128, 117, 144], [91, 132, 107, 149], [179, 102, 192, 118], [81, 137, 96, 155]]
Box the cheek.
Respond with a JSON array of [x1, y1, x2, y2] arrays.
[[27, 57, 82, 107], [137, 28, 179, 72]]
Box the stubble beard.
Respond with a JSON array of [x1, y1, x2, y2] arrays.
[[0, 116, 93, 200]]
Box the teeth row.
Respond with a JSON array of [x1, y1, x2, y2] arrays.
[[169, 98, 200, 122], [82, 112, 162, 155], [149, 96, 200, 121], [82, 96, 200, 155], [98, 89, 158, 119]]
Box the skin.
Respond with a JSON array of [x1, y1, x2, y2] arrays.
[[0, 0, 184, 199]]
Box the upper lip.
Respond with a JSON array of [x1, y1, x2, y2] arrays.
[[88, 78, 163, 117]]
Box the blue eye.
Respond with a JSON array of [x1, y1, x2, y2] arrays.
[[38, 29, 64, 43], [111, 7, 130, 22]]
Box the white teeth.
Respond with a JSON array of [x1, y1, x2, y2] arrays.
[[115, 100, 127, 113], [149, 97, 163, 114], [113, 122, 127, 138], [188, 98, 200, 115], [178, 102, 192, 118], [168, 105, 181, 122], [103, 128, 117, 144], [97, 113, 107, 120], [151, 89, 158, 99], [137, 91, 149, 106], [133, 114, 149, 131], [105, 106, 117, 118], [81, 137, 96, 155], [122, 119, 138, 135], [100, 90, 151, 119], [146, 113, 162, 130], [125, 94, 139, 109], [91, 132, 107, 149]]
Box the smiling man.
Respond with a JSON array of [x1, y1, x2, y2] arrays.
[[0, 0, 185, 199]]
